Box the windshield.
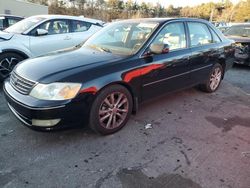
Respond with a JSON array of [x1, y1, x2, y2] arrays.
[[83, 21, 158, 55], [5, 16, 46, 34], [224, 25, 250, 37]]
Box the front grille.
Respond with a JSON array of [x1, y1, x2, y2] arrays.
[[10, 72, 36, 95]]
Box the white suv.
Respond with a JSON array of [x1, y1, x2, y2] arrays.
[[0, 15, 104, 80]]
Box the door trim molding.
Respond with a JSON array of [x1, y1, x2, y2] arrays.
[[143, 64, 213, 87]]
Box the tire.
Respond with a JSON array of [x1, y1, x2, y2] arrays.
[[89, 85, 133, 135], [0, 53, 24, 81], [199, 63, 223, 93]]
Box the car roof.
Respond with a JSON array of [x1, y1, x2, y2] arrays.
[[0, 14, 24, 19], [115, 17, 211, 24], [29, 14, 104, 24]]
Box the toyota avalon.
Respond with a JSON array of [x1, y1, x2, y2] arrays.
[[3, 18, 235, 135]]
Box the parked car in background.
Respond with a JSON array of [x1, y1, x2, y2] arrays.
[[211, 21, 230, 33], [224, 23, 250, 66], [217, 26, 229, 33], [0, 14, 24, 30], [211, 21, 228, 27], [0, 15, 104, 80], [3, 18, 235, 135]]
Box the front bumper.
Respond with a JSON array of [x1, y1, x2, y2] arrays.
[[3, 80, 92, 131]]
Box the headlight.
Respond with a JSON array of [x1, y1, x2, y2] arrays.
[[30, 82, 81, 100]]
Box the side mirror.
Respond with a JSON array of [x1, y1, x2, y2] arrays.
[[36, 29, 48, 36], [148, 43, 170, 55]]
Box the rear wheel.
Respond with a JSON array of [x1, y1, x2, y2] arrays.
[[199, 63, 223, 93], [0, 53, 24, 81], [89, 85, 133, 135]]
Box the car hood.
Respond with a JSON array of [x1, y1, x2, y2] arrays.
[[14, 47, 124, 83], [226, 35, 250, 43], [0, 31, 14, 40]]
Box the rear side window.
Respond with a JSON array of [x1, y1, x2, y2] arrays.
[[36, 19, 70, 35], [71, 20, 92, 32], [209, 27, 221, 43], [188, 22, 212, 47]]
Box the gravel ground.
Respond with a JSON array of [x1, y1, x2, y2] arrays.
[[225, 64, 250, 94], [0, 66, 250, 188]]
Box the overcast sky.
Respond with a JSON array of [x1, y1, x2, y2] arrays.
[[136, 0, 240, 7]]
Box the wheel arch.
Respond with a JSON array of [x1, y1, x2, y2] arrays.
[[1, 49, 29, 59]]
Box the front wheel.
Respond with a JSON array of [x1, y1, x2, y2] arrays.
[[89, 85, 133, 135], [199, 63, 223, 93], [0, 53, 24, 81]]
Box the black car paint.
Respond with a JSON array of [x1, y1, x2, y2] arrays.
[[3, 18, 235, 130]]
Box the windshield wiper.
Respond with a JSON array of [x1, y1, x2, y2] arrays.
[[241, 35, 249, 38], [98, 46, 112, 53], [89, 45, 112, 53]]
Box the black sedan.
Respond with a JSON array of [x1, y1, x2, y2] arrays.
[[3, 18, 235, 135]]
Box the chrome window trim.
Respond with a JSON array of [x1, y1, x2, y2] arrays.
[[139, 20, 224, 58]]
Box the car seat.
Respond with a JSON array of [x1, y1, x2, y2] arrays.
[[163, 33, 181, 50]]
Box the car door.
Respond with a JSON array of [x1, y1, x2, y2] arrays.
[[187, 22, 224, 84], [29, 19, 73, 57], [141, 21, 192, 101]]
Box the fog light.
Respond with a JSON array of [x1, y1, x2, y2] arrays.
[[32, 119, 61, 127]]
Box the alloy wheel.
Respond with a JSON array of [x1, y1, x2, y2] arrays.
[[98, 92, 129, 130], [209, 67, 222, 91], [0, 57, 18, 77]]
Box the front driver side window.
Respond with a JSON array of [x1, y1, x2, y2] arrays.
[[33, 20, 70, 35], [151, 22, 187, 51]]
